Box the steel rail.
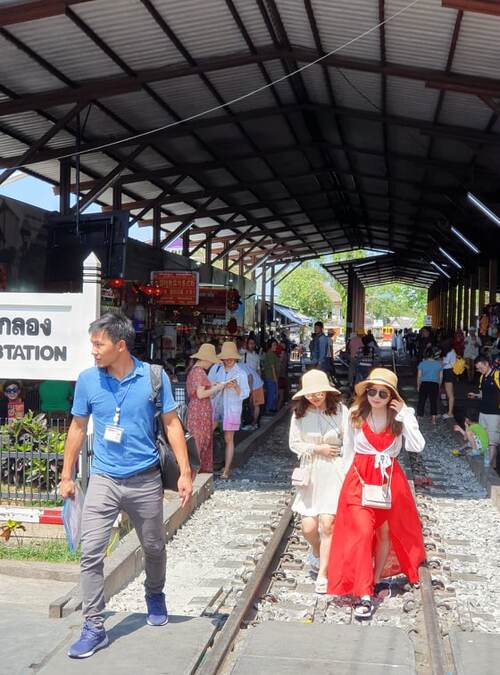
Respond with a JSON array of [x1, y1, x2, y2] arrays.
[[391, 346, 448, 674], [195, 505, 293, 675]]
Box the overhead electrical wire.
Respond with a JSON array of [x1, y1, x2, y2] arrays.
[[5, 0, 422, 169]]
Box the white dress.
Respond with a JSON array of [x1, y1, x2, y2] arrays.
[[289, 404, 348, 516]]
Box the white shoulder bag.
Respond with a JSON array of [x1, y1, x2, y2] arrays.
[[353, 460, 394, 509]]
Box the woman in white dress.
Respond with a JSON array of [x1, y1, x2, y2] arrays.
[[289, 369, 348, 593]]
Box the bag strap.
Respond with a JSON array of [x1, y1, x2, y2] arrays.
[[353, 456, 394, 488]]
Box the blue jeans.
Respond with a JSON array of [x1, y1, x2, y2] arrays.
[[264, 379, 277, 413]]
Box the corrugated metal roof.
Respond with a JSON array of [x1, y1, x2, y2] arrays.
[[452, 10, 500, 80], [385, 0, 457, 70], [0, 0, 498, 286], [9, 14, 123, 81], [312, 0, 380, 60], [74, 0, 181, 71]]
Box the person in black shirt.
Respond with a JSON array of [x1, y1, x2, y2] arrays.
[[468, 356, 500, 469]]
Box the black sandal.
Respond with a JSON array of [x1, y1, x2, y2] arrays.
[[374, 582, 392, 598], [354, 598, 373, 619]]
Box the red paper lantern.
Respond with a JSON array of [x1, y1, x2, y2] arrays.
[[107, 278, 125, 289]]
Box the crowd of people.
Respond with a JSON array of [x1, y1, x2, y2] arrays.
[[184, 335, 291, 479]]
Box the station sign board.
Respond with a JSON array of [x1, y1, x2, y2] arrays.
[[151, 271, 199, 305], [0, 253, 101, 381]]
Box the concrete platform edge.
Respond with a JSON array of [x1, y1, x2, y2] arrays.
[[233, 405, 289, 468], [48, 472, 214, 619]]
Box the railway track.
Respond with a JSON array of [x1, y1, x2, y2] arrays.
[[187, 353, 452, 674]]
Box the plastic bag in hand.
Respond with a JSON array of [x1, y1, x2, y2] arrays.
[[62, 483, 84, 553]]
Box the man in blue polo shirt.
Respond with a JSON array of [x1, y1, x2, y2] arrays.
[[60, 312, 192, 659]]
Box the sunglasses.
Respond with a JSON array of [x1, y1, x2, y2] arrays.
[[5, 387, 19, 394], [305, 392, 325, 399], [367, 388, 390, 400]]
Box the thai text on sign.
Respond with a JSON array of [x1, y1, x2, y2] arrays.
[[151, 271, 199, 305]]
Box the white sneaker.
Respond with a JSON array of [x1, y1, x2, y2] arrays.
[[307, 552, 320, 572], [315, 576, 328, 594]]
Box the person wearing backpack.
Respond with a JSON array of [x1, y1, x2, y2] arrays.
[[60, 313, 192, 659], [469, 356, 500, 470]]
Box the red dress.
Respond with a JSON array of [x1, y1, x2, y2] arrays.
[[327, 422, 425, 597], [186, 366, 214, 473]]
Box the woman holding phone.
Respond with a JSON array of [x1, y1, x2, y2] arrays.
[[289, 370, 348, 593], [209, 342, 250, 479]]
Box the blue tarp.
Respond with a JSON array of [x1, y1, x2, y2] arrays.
[[274, 303, 312, 326]]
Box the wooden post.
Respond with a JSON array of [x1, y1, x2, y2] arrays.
[[346, 267, 355, 337], [182, 231, 190, 259]]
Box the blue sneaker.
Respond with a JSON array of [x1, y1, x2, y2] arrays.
[[67, 620, 108, 658], [145, 592, 168, 626]]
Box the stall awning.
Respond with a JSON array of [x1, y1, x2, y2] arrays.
[[274, 303, 312, 326]]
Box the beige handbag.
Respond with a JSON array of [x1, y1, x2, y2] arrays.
[[354, 461, 394, 509], [291, 454, 313, 487]]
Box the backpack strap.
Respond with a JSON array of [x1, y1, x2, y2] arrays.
[[150, 364, 163, 412]]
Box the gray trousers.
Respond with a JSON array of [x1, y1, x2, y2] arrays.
[[80, 466, 166, 625]]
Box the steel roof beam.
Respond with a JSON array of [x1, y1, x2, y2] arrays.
[[0, 1, 91, 27], [442, 1, 500, 17], [5, 45, 500, 116], [5, 102, 500, 168]]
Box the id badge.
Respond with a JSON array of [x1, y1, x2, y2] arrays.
[[104, 424, 124, 443]]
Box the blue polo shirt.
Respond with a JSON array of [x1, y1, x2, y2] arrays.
[[72, 358, 176, 478]]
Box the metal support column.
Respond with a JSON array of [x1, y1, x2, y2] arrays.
[[152, 205, 161, 248], [478, 266, 488, 314], [489, 257, 498, 304], [59, 157, 71, 215], [462, 275, 470, 331], [260, 265, 267, 347], [182, 231, 190, 259], [269, 265, 275, 323], [112, 182, 122, 211], [345, 267, 355, 337], [469, 272, 477, 329], [456, 279, 463, 331], [205, 239, 212, 266]]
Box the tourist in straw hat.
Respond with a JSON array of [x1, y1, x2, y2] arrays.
[[327, 367, 425, 619], [186, 344, 225, 474], [208, 341, 250, 479], [289, 369, 348, 594]]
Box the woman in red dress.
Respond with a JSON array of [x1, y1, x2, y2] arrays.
[[327, 368, 425, 619], [186, 344, 225, 473]]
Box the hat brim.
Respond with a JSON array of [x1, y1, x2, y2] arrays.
[[190, 351, 221, 364], [354, 377, 403, 402], [292, 384, 341, 400], [219, 353, 241, 361]]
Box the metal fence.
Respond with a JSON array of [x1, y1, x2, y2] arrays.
[[0, 416, 92, 507], [1, 384, 187, 507]]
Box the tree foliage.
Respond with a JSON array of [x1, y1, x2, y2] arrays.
[[277, 264, 332, 319], [365, 284, 427, 326]]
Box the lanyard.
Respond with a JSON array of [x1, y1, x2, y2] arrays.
[[104, 377, 133, 425]]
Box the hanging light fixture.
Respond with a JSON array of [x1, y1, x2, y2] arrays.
[[450, 226, 480, 254], [467, 192, 500, 228], [438, 247, 462, 269], [430, 260, 450, 279]]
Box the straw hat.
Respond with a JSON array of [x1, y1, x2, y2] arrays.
[[292, 369, 341, 400], [190, 343, 221, 364], [218, 341, 241, 361], [354, 367, 403, 402]]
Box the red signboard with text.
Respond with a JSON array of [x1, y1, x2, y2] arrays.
[[198, 286, 227, 315], [151, 271, 199, 305]]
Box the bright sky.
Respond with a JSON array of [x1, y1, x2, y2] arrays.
[[0, 172, 148, 241]]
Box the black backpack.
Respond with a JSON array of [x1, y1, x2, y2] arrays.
[[150, 364, 200, 490]]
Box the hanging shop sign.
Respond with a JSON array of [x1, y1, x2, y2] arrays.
[[0, 253, 101, 381], [424, 315, 432, 326], [197, 286, 227, 315], [151, 271, 199, 305]]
